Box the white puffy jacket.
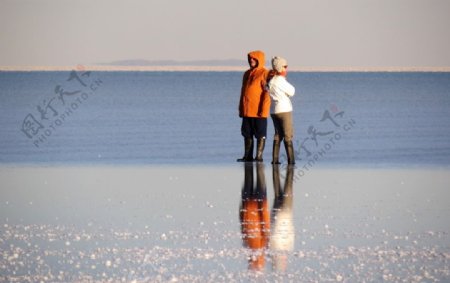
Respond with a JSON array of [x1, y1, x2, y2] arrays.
[[267, 75, 296, 114]]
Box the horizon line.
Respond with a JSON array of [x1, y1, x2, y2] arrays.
[[1, 65, 450, 72]]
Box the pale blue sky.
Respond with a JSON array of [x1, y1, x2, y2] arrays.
[[1, 0, 449, 67]]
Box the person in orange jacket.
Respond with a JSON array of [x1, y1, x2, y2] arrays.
[[240, 162, 270, 271], [237, 50, 271, 162]]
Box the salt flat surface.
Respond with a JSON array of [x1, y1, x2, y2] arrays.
[[1, 165, 449, 282]]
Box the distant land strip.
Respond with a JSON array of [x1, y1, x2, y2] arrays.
[[1, 65, 450, 72]]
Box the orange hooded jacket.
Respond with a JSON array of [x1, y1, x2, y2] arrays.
[[239, 50, 271, 118]]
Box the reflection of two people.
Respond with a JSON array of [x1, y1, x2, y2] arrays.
[[239, 162, 295, 272]]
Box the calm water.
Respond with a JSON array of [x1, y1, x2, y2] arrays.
[[1, 71, 450, 281], [1, 71, 450, 167]]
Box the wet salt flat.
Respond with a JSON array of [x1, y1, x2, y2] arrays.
[[1, 165, 449, 282]]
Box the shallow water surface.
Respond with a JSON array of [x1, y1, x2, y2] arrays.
[[2, 71, 450, 167], [1, 165, 449, 282]]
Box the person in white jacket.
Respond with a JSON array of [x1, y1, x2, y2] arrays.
[[267, 56, 296, 164]]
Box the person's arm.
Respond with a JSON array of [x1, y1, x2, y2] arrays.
[[258, 70, 271, 117], [239, 72, 249, 117], [258, 91, 271, 117], [280, 77, 295, 97]]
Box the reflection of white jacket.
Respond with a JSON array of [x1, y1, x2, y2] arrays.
[[268, 75, 295, 114], [270, 209, 295, 251]]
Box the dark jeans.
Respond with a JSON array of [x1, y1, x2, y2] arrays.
[[241, 117, 267, 139]]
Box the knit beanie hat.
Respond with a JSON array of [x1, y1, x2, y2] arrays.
[[271, 56, 288, 73]]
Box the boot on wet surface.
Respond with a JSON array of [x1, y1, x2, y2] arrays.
[[237, 138, 254, 162], [254, 138, 266, 162]]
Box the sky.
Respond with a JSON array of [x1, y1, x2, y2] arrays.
[[1, 0, 450, 68]]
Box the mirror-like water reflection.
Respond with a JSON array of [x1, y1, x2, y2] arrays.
[[240, 162, 270, 271], [270, 164, 295, 273], [240, 163, 296, 272], [1, 166, 449, 282]]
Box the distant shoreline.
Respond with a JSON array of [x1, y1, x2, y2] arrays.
[[1, 65, 450, 72]]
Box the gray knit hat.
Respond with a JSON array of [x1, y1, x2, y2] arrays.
[[271, 56, 288, 73]]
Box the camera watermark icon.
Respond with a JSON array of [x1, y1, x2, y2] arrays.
[[279, 103, 357, 180], [20, 65, 103, 148]]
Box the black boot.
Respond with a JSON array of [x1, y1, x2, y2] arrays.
[[237, 138, 254, 162], [284, 140, 296, 164], [254, 138, 266, 162], [271, 140, 281, 164]]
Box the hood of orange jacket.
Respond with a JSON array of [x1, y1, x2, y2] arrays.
[[247, 50, 265, 69], [239, 50, 271, 118]]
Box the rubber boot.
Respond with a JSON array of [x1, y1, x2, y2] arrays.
[[237, 138, 254, 162], [284, 140, 296, 165], [271, 140, 281, 164], [254, 138, 266, 162]]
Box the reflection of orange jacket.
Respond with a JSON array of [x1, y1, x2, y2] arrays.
[[240, 199, 270, 249], [239, 50, 270, 118]]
